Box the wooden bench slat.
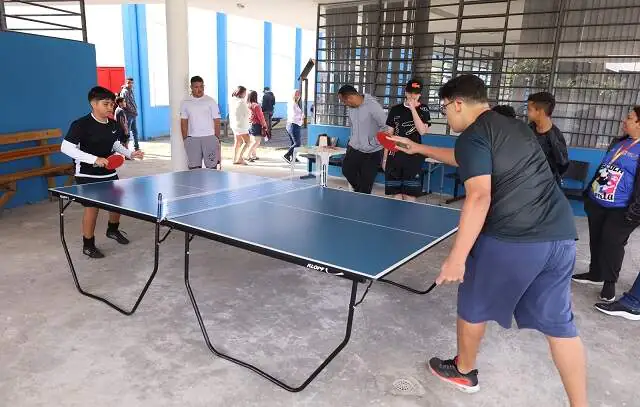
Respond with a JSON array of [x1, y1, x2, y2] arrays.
[[0, 164, 74, 185], [0, 144, 62, 164], [0, 129, 63, 145]]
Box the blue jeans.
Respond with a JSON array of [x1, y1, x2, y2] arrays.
[[127, 114, 140, 150], [619, 272, 640, 311], [285, 123, 301, 159]]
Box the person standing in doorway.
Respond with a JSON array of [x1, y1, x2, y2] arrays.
[[527, 92, 569, 185], [283, 89, 304, 163], [114, 97, 129, 148], [120, 77, 140, 151], [180, 76, 222, 170], [337, 85, 387, 194], [261, 86, 276, 136], [229, 86, 251, 165]]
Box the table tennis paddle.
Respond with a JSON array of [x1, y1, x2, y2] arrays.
[[376, 132, 408, 152], [94, 154, 125, 170]]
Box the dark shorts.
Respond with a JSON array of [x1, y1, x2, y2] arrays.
[[458, 234, 578, 338], [249, 123, 263, 137], [384, 154, 423, 197], [75, 175, 119, 207]]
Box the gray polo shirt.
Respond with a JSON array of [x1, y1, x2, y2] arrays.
[[347, 94, 387, 153]]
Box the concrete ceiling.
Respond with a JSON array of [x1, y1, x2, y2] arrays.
[[83, 0, 363, 30]]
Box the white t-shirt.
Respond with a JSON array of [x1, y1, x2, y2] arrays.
[[180, 95, 221, 137]]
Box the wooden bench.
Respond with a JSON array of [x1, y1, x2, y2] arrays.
[[0, 129, 75, 210]]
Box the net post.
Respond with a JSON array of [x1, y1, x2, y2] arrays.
[[156, 193, 163, 222]]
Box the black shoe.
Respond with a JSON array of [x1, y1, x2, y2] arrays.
[[106, 229, 130, 245], [283, 155, 292, 164], [571, 272, 603, 285], [83, 246, 105, 259], [428, 356, 479, 394], [599, 282, 616, 302], [595, 301, 640, 321]]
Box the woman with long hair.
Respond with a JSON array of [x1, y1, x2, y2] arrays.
[[229, 85, 250, 165], [283, 89, 304, 163], [573, 106, 640, 302], [245, 90, 268, 162]]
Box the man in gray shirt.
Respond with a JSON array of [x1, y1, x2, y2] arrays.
[[337, 85, 388, 193]]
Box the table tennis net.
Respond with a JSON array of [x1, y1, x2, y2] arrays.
[[160, 176, 316, 220]]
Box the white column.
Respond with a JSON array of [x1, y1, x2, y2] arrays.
[[165, 0, 189, 171]]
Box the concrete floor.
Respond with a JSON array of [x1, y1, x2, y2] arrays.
[[1, 137, 639, 407]]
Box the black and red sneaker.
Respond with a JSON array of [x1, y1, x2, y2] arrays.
[[428, 356, 479, 393]]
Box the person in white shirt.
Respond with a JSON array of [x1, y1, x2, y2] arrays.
[[229, 85, 251, 165], [180, 76, 222, 169], [283, 89, 305, 163]]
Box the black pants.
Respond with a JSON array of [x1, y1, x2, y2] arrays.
[[585, 197, 639, 283], [341, 146, 383, 194]]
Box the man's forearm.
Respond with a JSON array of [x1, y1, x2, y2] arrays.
[[449, 192, 491, 260], [414, 145, 457, 166], [181, 121, 188, 139], [214, 119, 221, 137], [410, 108, 429, 135]]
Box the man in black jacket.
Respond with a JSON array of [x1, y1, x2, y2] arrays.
[[261, 87, 276, 135], [527, 92, 569, 185]]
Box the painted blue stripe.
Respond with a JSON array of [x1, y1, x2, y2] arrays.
[[216, 12, 228, 119], [263, 22, 272, 89], [135, 5, 149, 140], [294, 27, 302, 90], [121, 4, 143, 137]]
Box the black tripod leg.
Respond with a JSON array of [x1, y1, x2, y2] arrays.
[[58, 198, 162, 315], [183, 232, 359, 392]]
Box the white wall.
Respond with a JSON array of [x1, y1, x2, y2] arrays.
[[271, 23, 296, 102], [86, 5, 125, 66], [146, 4, 219, 107], [301, 28, 317, 102], [226, 14, 264, 96]]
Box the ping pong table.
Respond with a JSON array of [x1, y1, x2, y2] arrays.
[[49, 169, 459, 392]]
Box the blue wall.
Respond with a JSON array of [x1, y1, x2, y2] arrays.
[[122, 4, 169, 139], [307, 123, 605, 216], [0, 31, 96, 209]]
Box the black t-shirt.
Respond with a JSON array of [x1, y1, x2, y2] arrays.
[[386, 103, 431, 162], [455, 110, 577, 242], [64, 114, 123, 177], [530, 123, 568, 181]]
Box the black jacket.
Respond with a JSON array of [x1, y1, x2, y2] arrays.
[[584, 135, 640, 222], [530, 123, 570, 182], [261, 91, 276, 113]]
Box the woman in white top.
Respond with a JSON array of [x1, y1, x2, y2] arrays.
[[283, 89, 305, 162], [229, 85, 251, 165]]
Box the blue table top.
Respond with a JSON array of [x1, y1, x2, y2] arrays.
[[51, 169, 460, 279]]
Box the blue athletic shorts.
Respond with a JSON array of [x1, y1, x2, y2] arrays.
[[458, 234, 578, 338]]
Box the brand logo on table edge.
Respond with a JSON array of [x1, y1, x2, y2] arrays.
[[306, 263, 343, 276]]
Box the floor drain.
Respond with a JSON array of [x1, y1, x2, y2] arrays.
[[391, 377, 424, 396]]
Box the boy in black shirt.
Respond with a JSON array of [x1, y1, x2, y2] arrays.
[[383, 79, 431, 201], [60, 86, 144, 258], [114, 97, 130, 148], [527, 92, 569, 184]]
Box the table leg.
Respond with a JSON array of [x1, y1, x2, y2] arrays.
[[183, 232, 360, 393], [57, 197, 166, 315]]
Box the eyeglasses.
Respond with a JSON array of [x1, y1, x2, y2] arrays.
[[440, 100, 454, 116]]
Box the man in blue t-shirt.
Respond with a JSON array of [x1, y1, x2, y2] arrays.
[[388, 75, 587, 406]]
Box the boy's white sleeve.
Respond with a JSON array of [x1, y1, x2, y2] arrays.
[[61, 140, 98, 164], [111, 141, 133, 159]]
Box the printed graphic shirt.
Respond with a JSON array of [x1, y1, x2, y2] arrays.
[[385, 103, 431, 162], [589, 138, 640, 208]]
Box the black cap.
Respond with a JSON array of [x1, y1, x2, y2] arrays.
[[405, 79, 423, 94]]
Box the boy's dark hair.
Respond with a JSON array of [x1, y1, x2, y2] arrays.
[[190, 75, 204, 84], [492, 104, 516, 118], [527, 92, 556, 116], [88, 86, 116, 103], [264, 86, 270, 91], [247, 90, 259, 104], [115, 96, 125, 105], [126, 77, 134, 82], [438, 74, 487, 104], [337, 84, 359, 96], [634, 106, 640, 122]]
